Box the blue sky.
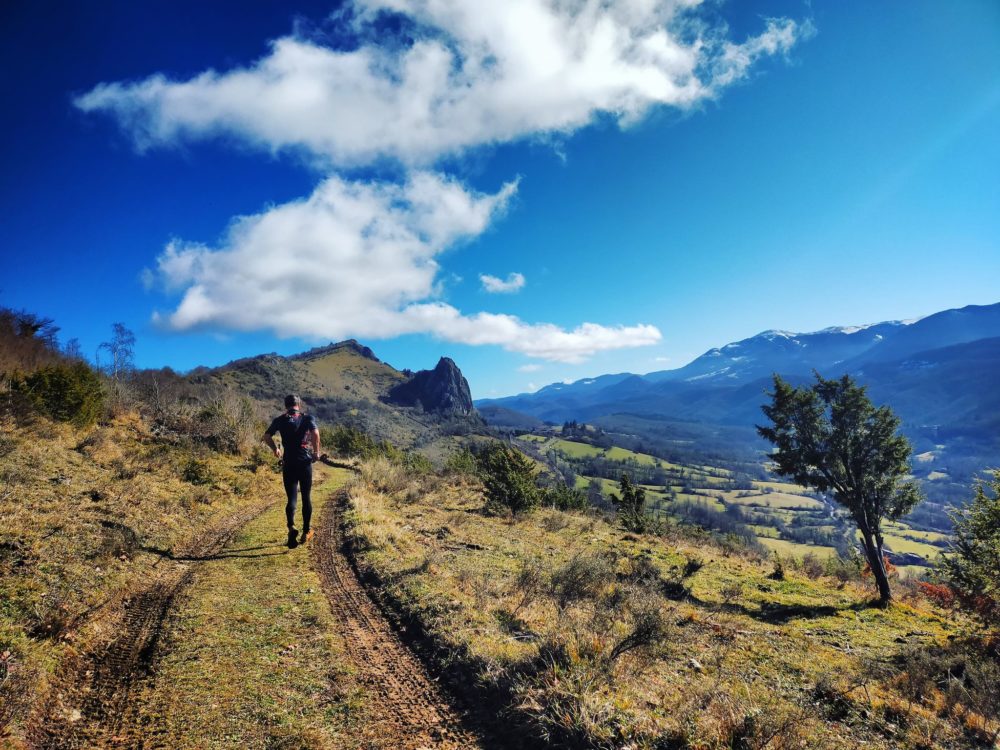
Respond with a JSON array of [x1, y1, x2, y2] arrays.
[[1, 0, 998, 398]]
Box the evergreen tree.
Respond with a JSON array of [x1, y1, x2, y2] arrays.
[[757, 373, 921, 604], [477, 442, 540, 516], [611, 473, 648, 533], [941, 471, 1000, 628]]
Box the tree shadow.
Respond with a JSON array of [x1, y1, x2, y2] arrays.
[[686, 592, 878, 624]]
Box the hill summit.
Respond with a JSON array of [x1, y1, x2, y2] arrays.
[[192, 340, 482, 449]]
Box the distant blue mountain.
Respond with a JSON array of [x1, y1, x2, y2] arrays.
[[477, 302, 1000, 475], [645, 321, 909, 384]]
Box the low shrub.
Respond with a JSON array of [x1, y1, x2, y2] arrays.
[[181, 457, 214, 485], [322, 425, 381, 459], [799, 552, 825, 579], [509, 558, 546, 616], [825, 552, 864, 584], [607, 597, 669, 663], [720, 581, 745, 605], [540, 512, 570, 532], [195, 392, 259, 454], [360, 455, 407, 494], [550, 552, 615, 611], [541, 482, 588, 511], [12, 361, 103, 427], [768, 553, 786, 581], [401, 451, 433, 475], [476, 442, 540, 516], [444, 448, 478, 476], [888, 641, 1000, 744]]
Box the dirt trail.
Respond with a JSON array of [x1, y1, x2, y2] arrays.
[[28, 500, 274, 749], [313, 490, 485, 750]]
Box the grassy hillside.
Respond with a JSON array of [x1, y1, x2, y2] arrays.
[[0, 412, 286, 743], [515, 431, 949, 568], [192, 340, 484, 454], [342, 463, 996, 749]]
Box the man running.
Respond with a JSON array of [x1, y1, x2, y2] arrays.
[[263, 395, 321, 548]]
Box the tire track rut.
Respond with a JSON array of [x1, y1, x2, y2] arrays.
[[313, 490, 484, 750], [28, 499, 275, 749]]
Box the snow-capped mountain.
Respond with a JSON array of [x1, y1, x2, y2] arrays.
[[644, 321, 912, 384]]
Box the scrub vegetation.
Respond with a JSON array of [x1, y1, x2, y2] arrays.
[[344, 452, 1000, 749], [2, 304, 997, 749]]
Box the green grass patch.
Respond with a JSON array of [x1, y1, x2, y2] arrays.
[[725, 491, 824, 510], [550, 438, 605, 459], [516, 434, 548, 444], [133, 469, 365, 749], [882, 533, 943, 560], [758, 537, 838, 559]]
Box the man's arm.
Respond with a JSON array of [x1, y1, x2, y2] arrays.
[[263, 432, 280, 457], [263, 419, 281, 457], [310, 426, 321, 460]]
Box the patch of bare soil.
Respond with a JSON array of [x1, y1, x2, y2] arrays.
[[312, 491, 485, 750]]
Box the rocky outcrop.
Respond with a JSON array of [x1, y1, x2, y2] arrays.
[[388, 357, 475, 416]]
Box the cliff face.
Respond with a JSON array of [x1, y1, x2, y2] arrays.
[[388, 357, 475, 416], [193, 342, 483, 447]]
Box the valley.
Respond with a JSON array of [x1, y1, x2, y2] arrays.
[[2, 305, 998, 749], [514, 427, 948, 570], [479, 302, 1000, 533]]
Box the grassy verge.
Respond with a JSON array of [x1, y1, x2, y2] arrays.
[[0, 412, 281, 744], [131, 467, 365, 749], [342, 461, 985, 749]]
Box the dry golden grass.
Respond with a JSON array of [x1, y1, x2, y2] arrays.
[[0, 411, 283, 743], [129, 468, 364, 750], [343, 462, 988, 749]]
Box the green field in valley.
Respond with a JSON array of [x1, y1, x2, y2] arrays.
[[517, 428, 944, 568]]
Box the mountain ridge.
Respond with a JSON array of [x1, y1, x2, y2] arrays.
[[191, 339, 483, 450], [481, 302, 1000, 404], [477, 301, 1000, 517]]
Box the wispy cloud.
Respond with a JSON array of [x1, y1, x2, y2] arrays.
[[78, 0, 809, 362], [149, 172, 659, 362], [518, 363, 543, 372], [480, 272, 525, 294], [75, 3, 809, 167]]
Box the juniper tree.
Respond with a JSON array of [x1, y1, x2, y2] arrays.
[[941, 471, 1000, 628], [611, 473, 648, 533], [476, 442, 540, 516], [757, 373, 922, 604]]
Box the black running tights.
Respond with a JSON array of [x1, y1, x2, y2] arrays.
[[282, 461, 313, 532]]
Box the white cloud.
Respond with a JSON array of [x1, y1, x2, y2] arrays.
[[480, 272, 525, 294], [150, 172, 660, 362], [78, 1, 808, 363], [75, 2, 810, 167], [518, 363, 543, 372]]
